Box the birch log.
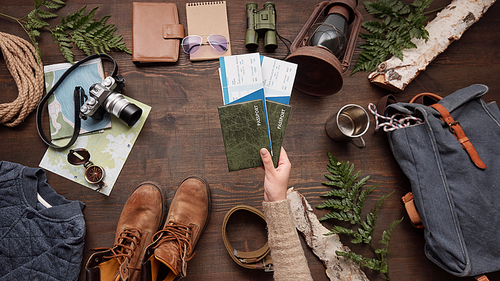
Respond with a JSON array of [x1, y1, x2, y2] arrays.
[[287, 188, 369, 281], [368, 0, 497, 92]]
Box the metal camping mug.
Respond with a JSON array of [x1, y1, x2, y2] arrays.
[[325, 104, 370, 148]]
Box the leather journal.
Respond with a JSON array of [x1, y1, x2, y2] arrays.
[[186, 1, 232, 61], [132, 2, 184, 63]]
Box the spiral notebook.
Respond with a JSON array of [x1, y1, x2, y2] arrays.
[[186, 1, 232, 61]]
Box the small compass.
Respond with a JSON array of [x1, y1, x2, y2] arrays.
[[68, 148, 106, 191]]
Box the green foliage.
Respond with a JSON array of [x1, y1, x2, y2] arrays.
[[337, 251, 389, 273], [19, 0, 62, 60], [52, 6, 131, 63], [2, 0, 131, 64], [317, 152, 403, 280], [352, 0, 434, 74]]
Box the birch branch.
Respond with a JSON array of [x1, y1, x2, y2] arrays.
[[368, 0, 497, 92], [287, 188, 369, 281]]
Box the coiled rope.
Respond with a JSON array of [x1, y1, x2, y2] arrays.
[[0, 31, 44, 127]]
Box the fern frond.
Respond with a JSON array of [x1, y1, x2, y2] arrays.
[[353, 0, 433, 74], [379, 217, 403, 246], [331, 225, 357, 236], [320, 188, 348, 198], [316, 198, 348, 210], [74, 6, 96, 32], [317, 153, 402, 280], [49, 5, 131, 62], [36, 9, 57, 19], [43, 1, 64, 9], [319, 210, 358, 224]]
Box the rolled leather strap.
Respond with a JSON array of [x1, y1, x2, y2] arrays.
[[401, 192, 423, 229], [222, 205, 273, 272], [430, 103, 486, 170]]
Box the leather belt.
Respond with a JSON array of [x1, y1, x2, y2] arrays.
[[222, 205, 273, 272]]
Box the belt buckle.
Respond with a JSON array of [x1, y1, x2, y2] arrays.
[[263, 261, 274, 272]]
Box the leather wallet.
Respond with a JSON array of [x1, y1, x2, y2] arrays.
[[132, 2, 184, 63]]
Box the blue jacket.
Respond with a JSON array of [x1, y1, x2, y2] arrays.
[[0, 161, 85, 281]]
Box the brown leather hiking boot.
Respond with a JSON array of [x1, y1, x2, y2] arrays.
[[141, 176, 211, 281], [86, 182, 166, 281]]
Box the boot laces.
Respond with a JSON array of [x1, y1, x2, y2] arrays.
[[153, 221, 196, 262], [95, 227, 143, 272]]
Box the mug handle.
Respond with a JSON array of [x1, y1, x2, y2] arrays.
[[350, 136, 366, 149]]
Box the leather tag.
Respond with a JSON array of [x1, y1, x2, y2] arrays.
[[163, 24, 184, 39]]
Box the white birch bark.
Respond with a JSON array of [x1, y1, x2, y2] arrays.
[[368, 0, 497, 92], [287, 188, 369, 281]]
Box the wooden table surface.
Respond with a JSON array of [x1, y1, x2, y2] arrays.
[[1, 0, 499, 280]]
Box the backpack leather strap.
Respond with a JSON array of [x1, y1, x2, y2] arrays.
[[401, 192, 423, 229], [430, 103, 486, 170]]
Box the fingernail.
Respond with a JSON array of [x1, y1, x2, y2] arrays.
[[260, 148, 268, 156]]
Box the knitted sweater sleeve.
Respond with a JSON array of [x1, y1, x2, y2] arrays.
[[262, 199, 313, 281]]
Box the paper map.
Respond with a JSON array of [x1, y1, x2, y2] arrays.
[[44, 58, 112, 140], [39, 98, 150, 196]]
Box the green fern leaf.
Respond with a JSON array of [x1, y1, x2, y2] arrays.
[[27, 9, 38, 20], [320, 188, 347, 198], [73, 33, 92, 55], [28, 29, 41, 37], [102, 26, 118, 41], [28, 17, 49, 29], [43, 1, 64, 9], [34, 0, 43, 8], [59, 44, 74, 63], [336, 250, 364, 263], [353, 0, 434, 74], [36, 9, 58, 19], [362, 21, 384, 34], [379, 217, 403, 246], [92, 24, 112, 39], [50, 0, 66, 5], [317, 153, 403, 280], [73, 7, 96, 32], [86, 15, 110, 36]]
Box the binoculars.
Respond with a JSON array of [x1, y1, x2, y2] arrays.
[[245, 2, 277, 50]]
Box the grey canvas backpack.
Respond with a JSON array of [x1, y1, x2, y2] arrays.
[[379, 84, 500, 279]]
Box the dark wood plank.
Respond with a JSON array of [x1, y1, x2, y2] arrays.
[[1, 0, 499, 280]]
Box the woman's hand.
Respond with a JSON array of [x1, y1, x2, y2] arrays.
[[260, 147, 291, 202]]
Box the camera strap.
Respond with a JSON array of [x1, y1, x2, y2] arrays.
[[36, 53, 118, 150]]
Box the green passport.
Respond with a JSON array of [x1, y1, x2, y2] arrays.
[[266, 100, 291, 166], [218, 99, 291, 172], [218, 100, 271, 172]]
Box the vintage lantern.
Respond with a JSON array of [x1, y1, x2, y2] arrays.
[[286, 0, 362, 96]]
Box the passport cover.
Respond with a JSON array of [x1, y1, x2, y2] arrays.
[[218, 100, 271, 172], [266, 100, 291, 166]]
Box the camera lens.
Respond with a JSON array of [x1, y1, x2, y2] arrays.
[[103, 92, 142, 126], [120, 104, 143, 126]]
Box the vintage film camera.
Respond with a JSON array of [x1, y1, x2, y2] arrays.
[[245, 2, 277, 50], [79, 76, 143, 126]]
